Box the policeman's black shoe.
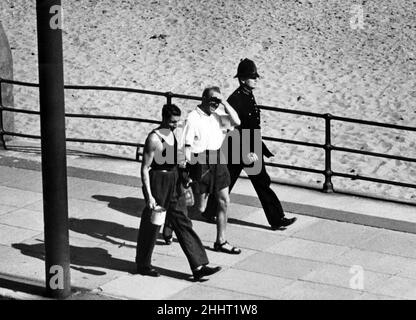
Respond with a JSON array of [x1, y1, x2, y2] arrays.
[[163, 235, 173, 245], [271, 217, 297, 230], [201, 212, 217, 224], [193, 265, 222, 281], [136, 266, 160, 277]]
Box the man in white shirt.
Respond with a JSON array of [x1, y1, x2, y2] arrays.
[[183, 86, 242, 254]]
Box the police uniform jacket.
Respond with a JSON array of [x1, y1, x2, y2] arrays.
[[227, 86, 274, 160]]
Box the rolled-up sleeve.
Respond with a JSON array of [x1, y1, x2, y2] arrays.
[[184, 119, 196, 147], [218, 114, 234, 132]]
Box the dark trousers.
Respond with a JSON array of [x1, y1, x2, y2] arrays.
[[204, 158, 285, 226], [136, 170, 208, 271]]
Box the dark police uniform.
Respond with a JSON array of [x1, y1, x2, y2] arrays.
[[203, 58, 296, 229], [225, 86, 285, 226]]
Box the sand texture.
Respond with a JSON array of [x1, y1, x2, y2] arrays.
[[0, 0, 415, 202]]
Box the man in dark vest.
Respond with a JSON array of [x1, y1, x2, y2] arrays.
[[203, 59, 297, 230]]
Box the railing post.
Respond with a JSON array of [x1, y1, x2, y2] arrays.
[[0, 77, 6, 150], [323, 113, 334, 193], [166, 91, 173, 105]]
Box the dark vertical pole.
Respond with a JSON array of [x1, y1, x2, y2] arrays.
[[323, 113, 334, 193], [0, 78, 6, 149], [166, 92, 172, 105], [36, 0, 71, 298]]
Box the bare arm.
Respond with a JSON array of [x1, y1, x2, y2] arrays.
[[141, 133, 159, 209], [212, 91, 241, 126], [183, 119, 196, 163]]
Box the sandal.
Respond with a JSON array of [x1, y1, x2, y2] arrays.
[[213, 241, 241, 255]]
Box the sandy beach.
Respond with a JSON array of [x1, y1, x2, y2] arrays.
[[0, 0, 415, 202]]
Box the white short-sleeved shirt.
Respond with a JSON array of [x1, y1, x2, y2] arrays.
[[183, 106, 233, 154]]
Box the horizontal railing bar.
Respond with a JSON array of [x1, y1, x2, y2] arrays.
[[333, 171, 416, 189], [66, 138, 138, 147], [2, 77, 415, 132], [331, 115, 416, 132], [0, 78, 202, 101], [0, 78, 40, 88], [333, 146, 416, 163], [3, 131, 40, 140], [258, 105, 326, 118], [65, 84, 170, 97], [2, 107, 39, 115], [263, 136, 324, 149], [3, 131, 140, 147], [65, 113, 161, 124], [265, 161, 324, 174], [169, 93, 201, 101], [2, 107, 161, 124]]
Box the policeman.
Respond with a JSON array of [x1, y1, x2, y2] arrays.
[[203, 59, 297, 230]]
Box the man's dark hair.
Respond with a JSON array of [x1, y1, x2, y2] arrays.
[[201, 86, 221, 104], [162, 104, 181, 121]]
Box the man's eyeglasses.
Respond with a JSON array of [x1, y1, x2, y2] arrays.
[[208, 97, 221, 105]]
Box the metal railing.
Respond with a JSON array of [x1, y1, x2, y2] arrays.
[[1, 77, 416, 195]]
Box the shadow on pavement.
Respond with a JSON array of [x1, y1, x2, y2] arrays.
[[0, 276, 45, 296], [11, 242, 195, 282], [12, 243, 136, 275], [92, 194, 272, 231], [92, 195, 146, 217], [69, 218, 138, 248], [187, 206, 272, 231]]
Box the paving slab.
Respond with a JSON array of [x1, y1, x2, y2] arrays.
[[0, 224, 42, 246], [0, 186, 42, 208], [67, 178, 138, 203], [98, 274, 193, 300], [143, 235, 259, 268], [269, 213, 321, 236], [148, 253, 199, 280], [292, 219, 382, 247], [278, 280, 364, 300], [301, 263, 393, 292], [1, 163, 415, 300], [69, 265, 127, 291], [226, 202, 260, 221], [370, 276, 416, 300], [171, 284, 270, 300], [17, 235, 136, 278], [0, 245, 45, 283], [0, 204, 17, 216], [203, 269, 295, 299], [0, 208, 44, 232], [331, 248, 416, 279], [354, 229, 416, 259], [203, 245, 259, 268], [0, 167, 43, 193], [235, 252, 324, 280], [23, 198, 109, 218], [195, 223, 287, 252], [266, 237, 350, 263], [357, 292, 402, 300], [67, 216, 137, 245]]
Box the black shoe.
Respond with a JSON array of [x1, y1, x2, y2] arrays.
[[136, 266, 160, 277], [193, 265, 222, 281], [271, 217, 297, 230], [163, 235, 173, 245], [201, 212, 217, 224]]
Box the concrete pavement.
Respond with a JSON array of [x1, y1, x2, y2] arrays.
[[0, 155, 416, 300]]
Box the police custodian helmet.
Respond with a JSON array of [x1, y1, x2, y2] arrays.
[[234, 58, 260, 79]]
